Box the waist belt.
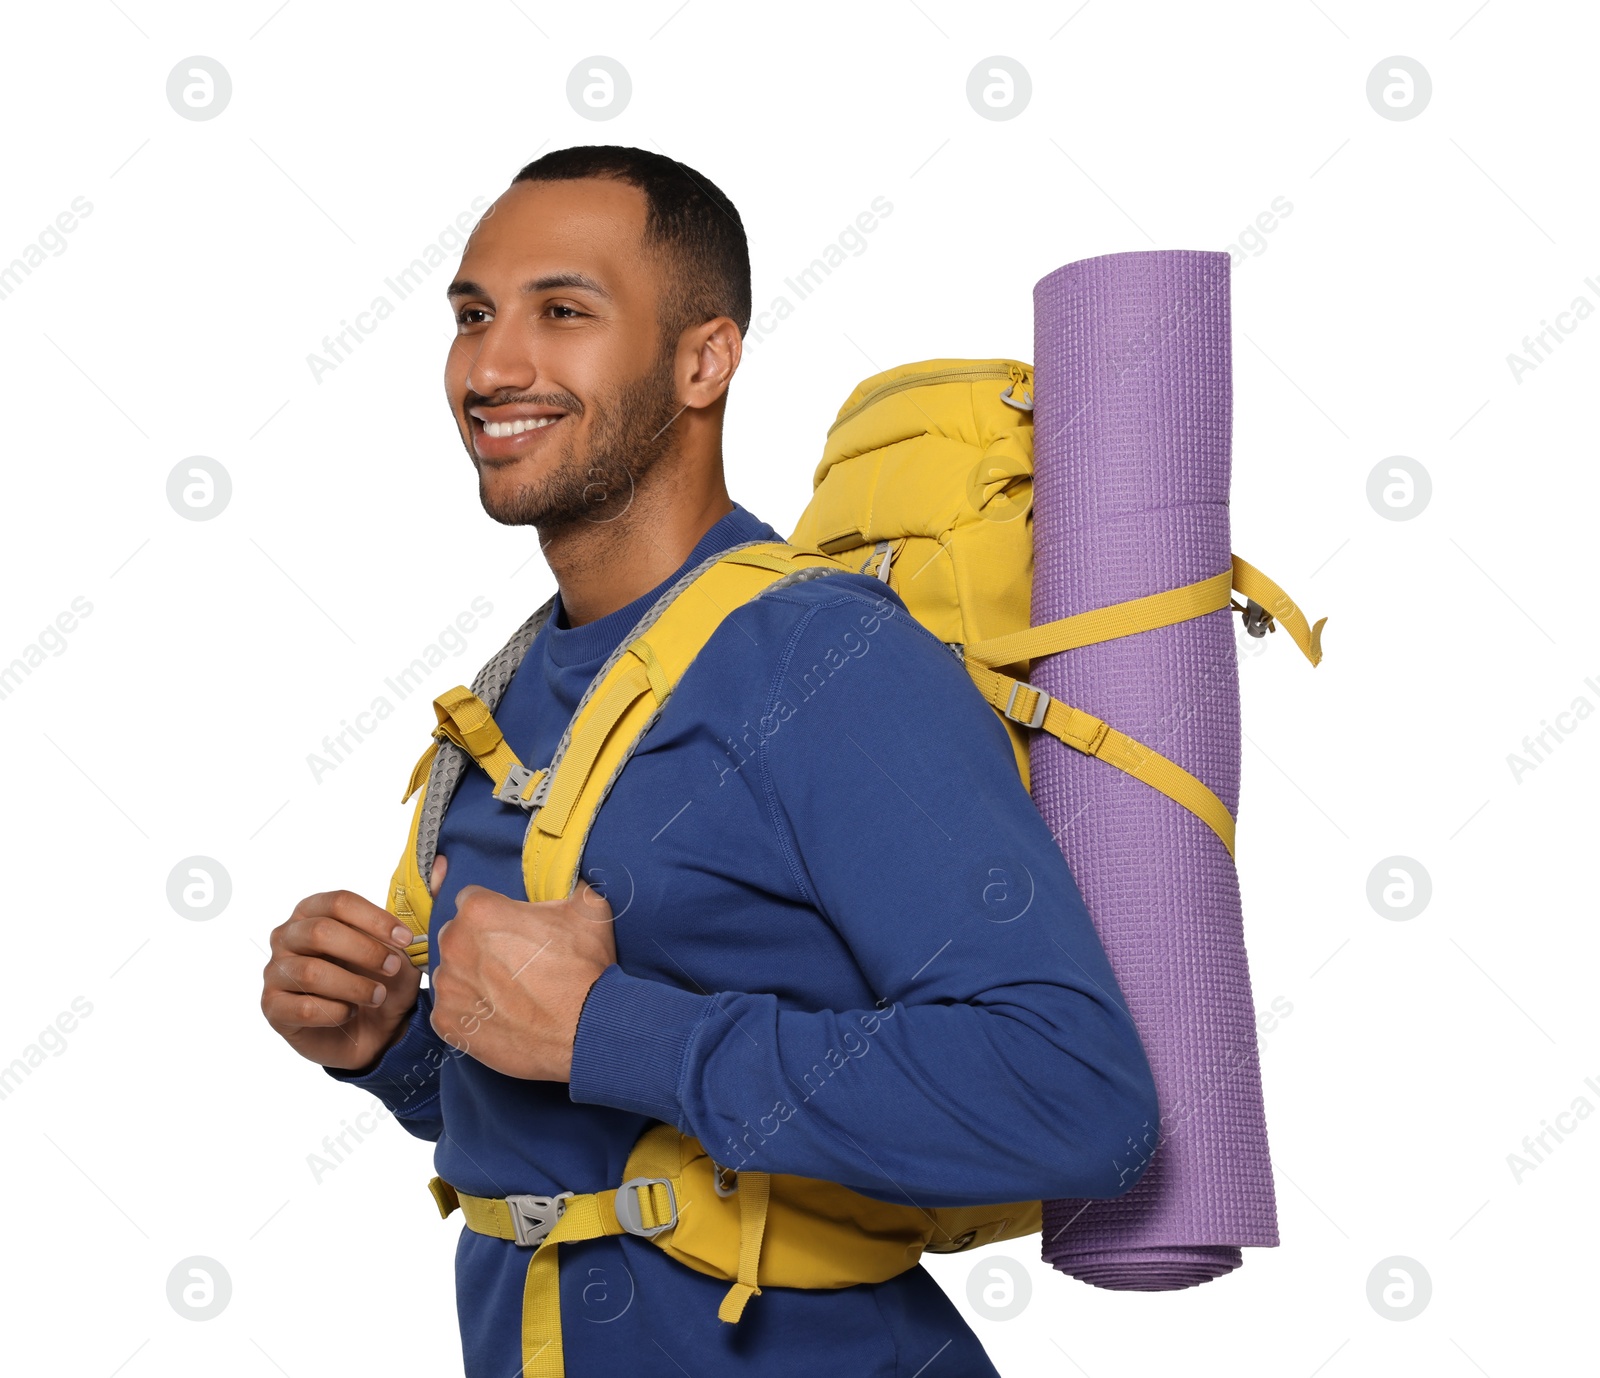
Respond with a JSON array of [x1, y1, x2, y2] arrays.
[[430, 1160, 769, 1378], [431, 1118, 1039, 1378]]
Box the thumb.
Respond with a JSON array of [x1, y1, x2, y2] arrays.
[[572, 879, 614, 919], [429, 852, 449, 898]]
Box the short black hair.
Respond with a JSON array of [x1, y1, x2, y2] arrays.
[[511, 145, 751, 347]]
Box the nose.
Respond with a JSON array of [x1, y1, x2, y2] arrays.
[[462, 313, 537, 400]]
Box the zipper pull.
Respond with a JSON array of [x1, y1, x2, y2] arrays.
[[1001, 364, 1034, 411], [859, 539, 894, 584]]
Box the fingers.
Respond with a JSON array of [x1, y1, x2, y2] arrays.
[[433, 882, 503, 964], [262, 987, 354, 1031], [274, 890, 415, 966], [274, 914, 406, 984], [261, 976, 373, 1033], [442, 884, 495, 938], [430, 852, 448, 898]]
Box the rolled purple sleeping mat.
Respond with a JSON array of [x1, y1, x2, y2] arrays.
[[1031, 250, 1279, 1290]]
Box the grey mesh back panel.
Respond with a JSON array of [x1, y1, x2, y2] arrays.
[[412, 594, 555, 888]]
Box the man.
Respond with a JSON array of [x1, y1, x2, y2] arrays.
[[262, 145, 1159, 1377]]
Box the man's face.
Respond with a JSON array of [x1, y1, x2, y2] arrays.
[[444, 177, 684, 532]]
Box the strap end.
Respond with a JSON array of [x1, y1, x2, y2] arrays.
[[717, 1280, 761, 1324], [428, 1176, 461, 1220]]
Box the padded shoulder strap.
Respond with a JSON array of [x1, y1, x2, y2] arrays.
[[521, 541, 848, 904]]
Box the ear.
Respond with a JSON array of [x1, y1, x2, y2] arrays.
[[677, 315, 742, 410]]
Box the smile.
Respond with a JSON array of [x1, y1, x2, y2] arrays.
[[481, 415, 562, 438]]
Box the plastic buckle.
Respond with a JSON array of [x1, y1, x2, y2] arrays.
[[1239, 598, 1274, 639], [614, 1176, 677, 1238], [711, 1161, 739, 1198], [505, 1191, 574, 1247], [1003, 681, 1051, 730], [494, 764, 550, 810]]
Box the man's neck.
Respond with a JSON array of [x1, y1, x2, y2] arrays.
[[543, 483, 737, 629]]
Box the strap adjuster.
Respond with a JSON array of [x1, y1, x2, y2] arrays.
[[505, 1191, 573, 1247], [494, 763, 550, 810], [614, 1176, 676, 1238], [1003, 680, 1051, 730]]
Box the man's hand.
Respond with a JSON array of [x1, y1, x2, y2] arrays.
[[430, 881, 617, 1082], [261, 856, 446, 1072]]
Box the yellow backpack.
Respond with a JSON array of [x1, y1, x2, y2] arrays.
[[384, 359, 1325, 1378]]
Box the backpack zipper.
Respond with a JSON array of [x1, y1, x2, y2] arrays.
[[826, 364, 1026, 438]]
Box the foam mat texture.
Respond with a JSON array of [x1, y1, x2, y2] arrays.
[[1030, 250, 1279, 1290]]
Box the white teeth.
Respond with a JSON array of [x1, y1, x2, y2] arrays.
[[482, 415, 560, 438]]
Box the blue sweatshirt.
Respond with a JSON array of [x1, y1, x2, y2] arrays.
[[330, 502, 1158, 1378]]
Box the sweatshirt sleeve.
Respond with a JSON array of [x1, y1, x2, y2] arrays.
[[569, 584, 1161, 1206], [324, 985, 449, 1142]]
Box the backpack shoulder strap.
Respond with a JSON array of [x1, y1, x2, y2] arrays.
[[386, 595, 555, 965], [521, 539, 846, 904], [387, 542, 850, 961]]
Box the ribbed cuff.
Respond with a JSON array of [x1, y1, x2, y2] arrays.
[[325, 988, 444, 1113], [567, 964, 716, 1123]]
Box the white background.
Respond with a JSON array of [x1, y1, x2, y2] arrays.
[[1, 1, 1594, 1374]]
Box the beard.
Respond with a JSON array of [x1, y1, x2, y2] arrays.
[[476, 350, 683, 533]]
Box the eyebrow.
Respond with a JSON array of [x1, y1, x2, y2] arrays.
[[445, 271, 613, 302]]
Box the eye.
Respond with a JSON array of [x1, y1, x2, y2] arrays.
[[547, 304, 585, 319], [455, 306, 490, 326]]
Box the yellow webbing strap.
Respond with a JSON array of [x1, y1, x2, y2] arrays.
[[965, 569, 1234, 670], [402, 741, 439, 803], [428, 1175, 459, 1217], [959, 555, 1326, 858], [633, 638, 672, 707], [717, 1170, 772, 1323], [963, 557, 1325, 671], [716, 548, 811, 577], [431, 1169, 746, 1378], [1231, 554, 1326, 667], [430, 685, 547, 806], [965, 662, 1239, 857]]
